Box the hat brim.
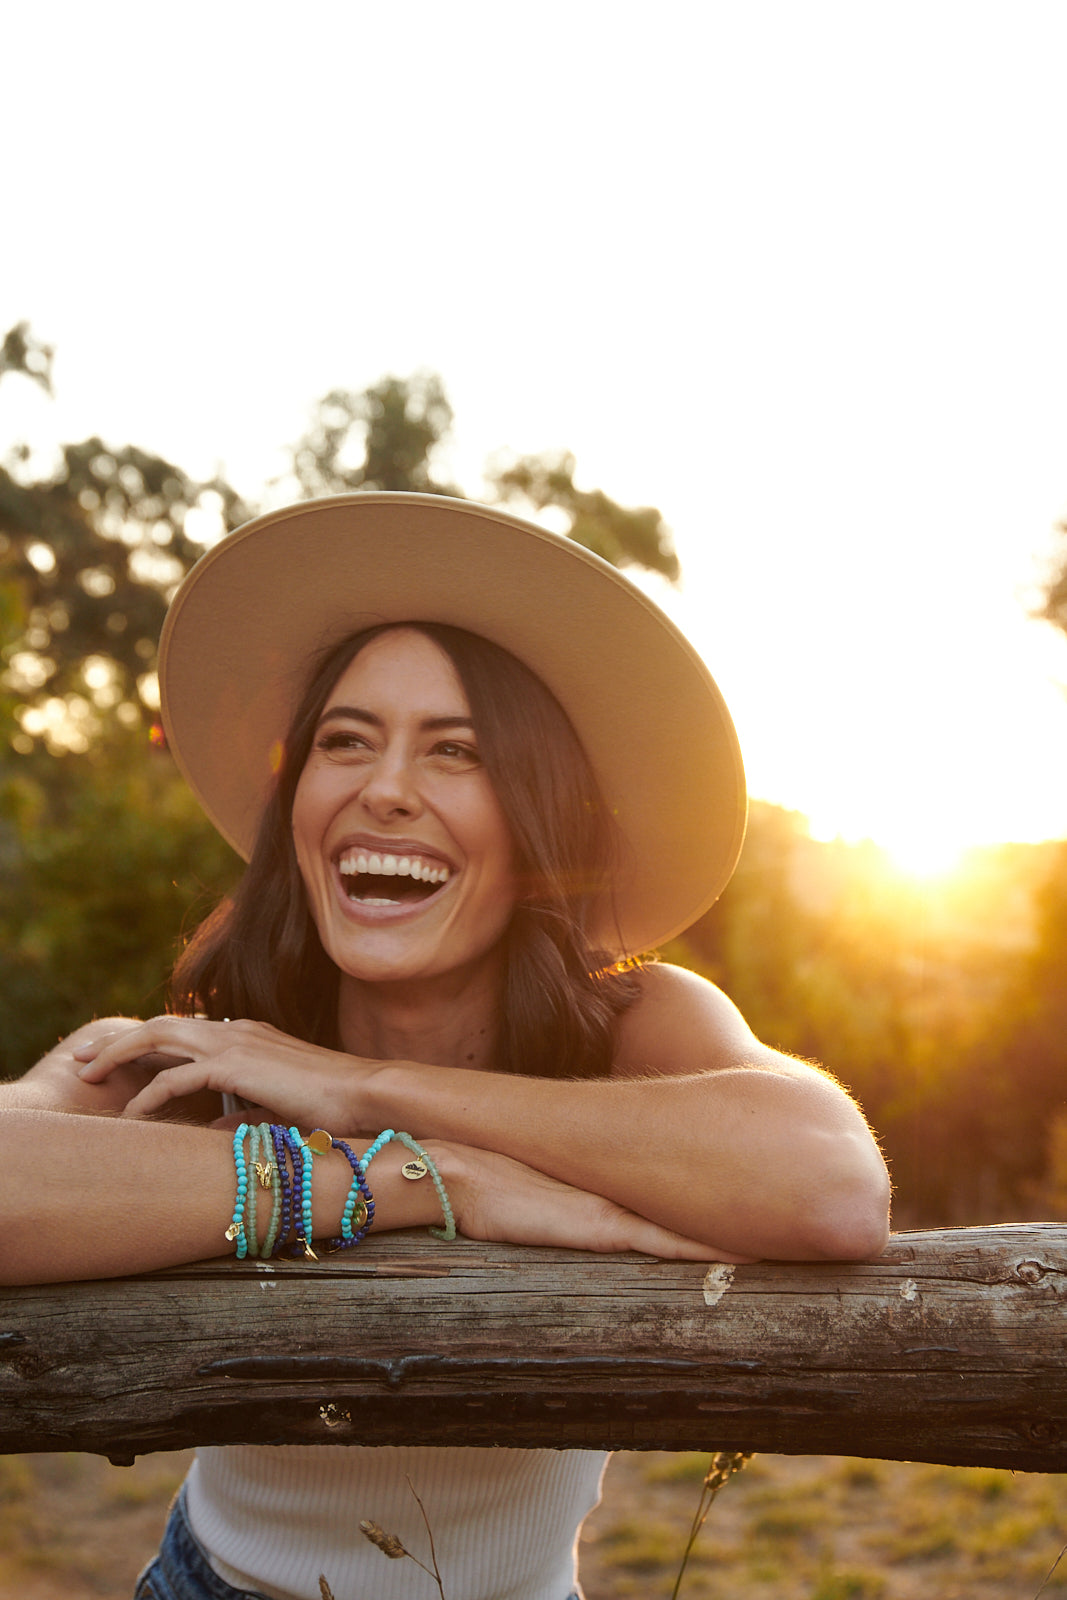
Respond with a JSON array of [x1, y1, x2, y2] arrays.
[[159, 492, 746, 955]]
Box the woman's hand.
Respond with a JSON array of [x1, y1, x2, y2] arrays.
[[3, 1018, 216, 1121], [440, 1143, 752, 1262], [73, 1015, 376, 1129]]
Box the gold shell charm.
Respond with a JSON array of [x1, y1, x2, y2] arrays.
[[225, 1222, 242, 1242], [306, 1128, 333, 1156], [401, 1157, 428, 1181]]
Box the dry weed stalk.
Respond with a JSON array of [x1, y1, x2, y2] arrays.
[[1035, 1538, 1067, 1598], [356, 1474, 447, 1597], [670, 1449, 753, 1600]]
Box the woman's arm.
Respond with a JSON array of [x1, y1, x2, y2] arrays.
[[74, 967, 891, 1261], [366, 965, 890, 1261], [0, 1109, 726, 1286]]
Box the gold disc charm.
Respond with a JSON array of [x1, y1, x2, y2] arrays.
[[401, 1157, 428, 1181], [306, 1128, 333, 1156]]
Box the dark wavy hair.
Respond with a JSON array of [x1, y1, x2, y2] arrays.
[[169, 623, 640, 1078]]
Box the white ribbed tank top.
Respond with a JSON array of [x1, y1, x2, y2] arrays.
[[186, 1445, 608, 1600]]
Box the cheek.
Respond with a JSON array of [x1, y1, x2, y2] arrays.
[[290, 779, 323, 889]]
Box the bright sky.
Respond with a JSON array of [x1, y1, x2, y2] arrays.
[[4, 2, 1067, 873]]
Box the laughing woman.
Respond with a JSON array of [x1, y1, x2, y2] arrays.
[[1, 495, 890, 1600]]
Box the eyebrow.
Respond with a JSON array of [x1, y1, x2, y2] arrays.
[[317, 705, 476, 733]]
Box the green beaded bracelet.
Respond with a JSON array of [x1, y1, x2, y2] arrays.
[[394, 1131, 457, 1242]]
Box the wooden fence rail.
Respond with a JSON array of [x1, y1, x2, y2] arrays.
[[2, 1225, 1065, 1471]]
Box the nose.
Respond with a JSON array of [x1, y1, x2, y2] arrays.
[[357, 747, 423, 822]]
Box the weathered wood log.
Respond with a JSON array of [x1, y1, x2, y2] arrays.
[[1, 1225, 1065, 1470]]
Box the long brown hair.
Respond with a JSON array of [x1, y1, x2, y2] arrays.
[[170, 623, 639, 1077]]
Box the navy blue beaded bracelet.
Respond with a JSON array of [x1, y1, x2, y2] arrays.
[[268, 1123, 295, 1255], [326, 1137, 376, 1252], [277, 1126, 314, 1259]]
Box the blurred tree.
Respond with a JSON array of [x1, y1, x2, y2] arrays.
[[0, 734, 240, 1076], [0, 321, 54, 393], [0, 328, 249, 1073], [1, 441, 251, 752], [287, 372, 461, 499], [1038, 518, 1067, 638], [488, 449, 680, 581]]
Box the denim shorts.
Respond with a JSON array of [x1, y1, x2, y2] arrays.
[[135, 1482, 582, 1600], [133, 1487, 272, 1599]]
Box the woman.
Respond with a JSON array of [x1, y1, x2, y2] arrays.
[[1, 493, 890, 1600]]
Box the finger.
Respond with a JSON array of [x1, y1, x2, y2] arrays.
[[72, 1029, 141, 1064], [120, 1063, 227, 1118], [75, 1016, 219, 1077]]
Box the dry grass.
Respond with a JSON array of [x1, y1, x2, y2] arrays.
[[0, 1449, 1064, 1597], [579, 1454, 1067, 1599]]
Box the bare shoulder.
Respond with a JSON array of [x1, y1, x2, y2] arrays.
[[612, 962, 776, 1079]]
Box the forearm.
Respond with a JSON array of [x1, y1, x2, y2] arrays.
[[0, 1112, 444, 1286], [363, 1060, 890, 1260]]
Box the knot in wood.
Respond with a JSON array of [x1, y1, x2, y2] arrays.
[[1015, 1260, 1051, 1285]]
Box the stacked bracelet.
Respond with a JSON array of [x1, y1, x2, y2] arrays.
[[225, 1120, 452, 1261]]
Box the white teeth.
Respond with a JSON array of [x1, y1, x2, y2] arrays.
[[338, 850, 450, 885]]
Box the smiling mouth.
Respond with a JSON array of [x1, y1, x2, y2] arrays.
[[337, 850, 452, 908]]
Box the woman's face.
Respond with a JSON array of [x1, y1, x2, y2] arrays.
[[291, 628, 518, 990]]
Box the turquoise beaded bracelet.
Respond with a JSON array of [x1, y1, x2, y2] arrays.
[[359, 1128, 457, 1242], [225, 1122, 251, 1258]]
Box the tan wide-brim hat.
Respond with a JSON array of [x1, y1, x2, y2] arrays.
[[159, 492, 746, 955]]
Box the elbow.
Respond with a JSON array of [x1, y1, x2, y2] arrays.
[[805, 1151, 892, 1262]]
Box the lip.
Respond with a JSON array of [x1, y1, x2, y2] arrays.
[[328, 833, 458, 924]]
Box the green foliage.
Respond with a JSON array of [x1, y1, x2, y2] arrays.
[[489, 448, 680, 580], [287, 372, 460, 498], [0, 731, 240, 1076], [678, 806, 1067, 1226], [0, 322, 53, 394], [0, 441, 251, 747], [1038, 517, 1067, 637]]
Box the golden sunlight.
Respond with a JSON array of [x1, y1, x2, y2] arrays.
[[806, 810, 970, 885]]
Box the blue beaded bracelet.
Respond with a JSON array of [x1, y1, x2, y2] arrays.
[[225, 1123, 250, 1258], [287, 1126, 319, 1261], [327, 1138, 376, 1252], [268, 1122, 294, 1254]]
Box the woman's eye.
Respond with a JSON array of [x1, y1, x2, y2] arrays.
[[316, 730, 372, 755], [433, 740, 481, 767]]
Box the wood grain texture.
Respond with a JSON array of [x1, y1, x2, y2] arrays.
[[2, 1225, 1064, 1469]]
